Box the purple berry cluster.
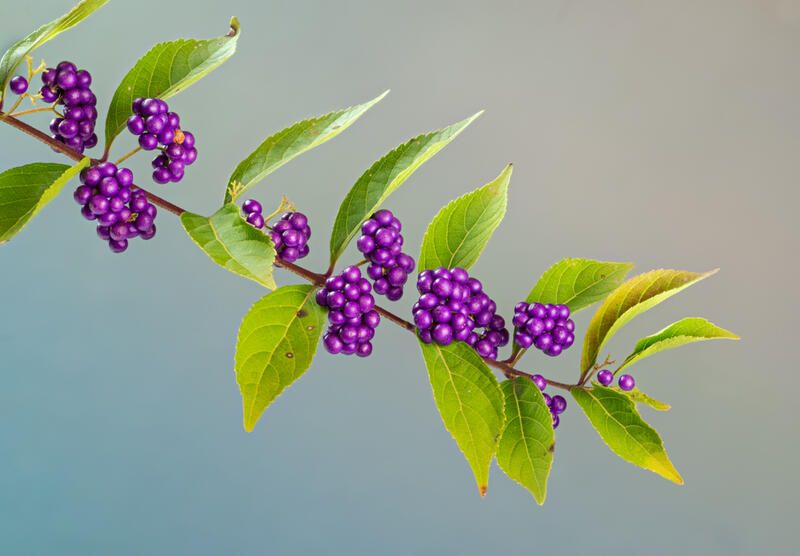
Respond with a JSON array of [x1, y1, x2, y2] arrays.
[[269, 212, 311, 263], [356, 210, 416, 301], [9, 75, 28, 95], [530, 374, 566, 429], [126, 97, 197, 184], [316, 266, 380, 357], [240, 200, 311, 262], [73, 162, 157, 253], [597, 369, 636, 391], [38, 61, 98, 153], [512, 302, 575, 357], [414, 267, 509, 360]]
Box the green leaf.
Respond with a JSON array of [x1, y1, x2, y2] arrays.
[[526, 258, 634, 313], [580, 269, 718, 376], [618, 317, 739, 372], [419, 340, 504, 496], [181, 204, 277, 290], [496, 378, 555, 505], [0, 0, 108, 106], [236, 285, 326, 432], [329, 112, 482, 264], [225, 91, 388, 203], [571, 385, 683, 484], [418, 164, 511, 271], [0, 160, 89, 244], [103, 17, 240, 151], [615, 387, 671, 411]]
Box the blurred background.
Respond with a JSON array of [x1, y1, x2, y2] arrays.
[[1, 0, 798, 554]]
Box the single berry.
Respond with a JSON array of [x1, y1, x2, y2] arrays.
[[597, 369, 614, 386], [618, 374, 636, 391], [10, 75, 28, 95]]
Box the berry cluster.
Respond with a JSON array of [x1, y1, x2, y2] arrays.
[[512, 302, 575, 357], [126, 97, 197, 184], [414, 267, 509, 360], [597, 369, 636, 391], [39, 61, 98, 153], [316, 266, 380, 357], [240, 200, 311, 263], [530, 374, 566, 429], [357, 210, 416, 301], [10, 75, 28, 95], [73, 162, 157, 253], [269, 212, 311, 263]]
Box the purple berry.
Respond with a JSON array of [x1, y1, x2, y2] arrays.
[[531, 374, 547, 391], [597, 369, 614, 386], [10, 75, 28, 95], [618, 374, 636, 391]]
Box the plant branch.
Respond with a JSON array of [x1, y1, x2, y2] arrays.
[[0, 110, 578, 393]]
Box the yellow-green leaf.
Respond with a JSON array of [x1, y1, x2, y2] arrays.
[[236, 285, 326, 432], [225, 91, 388, 202], [0, 159, 89, 243], [496, 378, 554, 505], [526, 258, 633, 313], [419, 340, 504, 496], [181, 204, 277, 290], [329, 112, 482, 264], [581, 269, 718, 376], [571, 385, 682, 484], [618, 317, 739, 372], [103, 17, 240, 151], [418, 164, 511, 271]]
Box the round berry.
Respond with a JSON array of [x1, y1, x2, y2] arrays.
[[10, 75, 28, 95], [597, 369, 614, 386], [618, 374, 636, 391]]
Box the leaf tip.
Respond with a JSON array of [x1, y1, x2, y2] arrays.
[[227, 16, 241, 37], [478, 484, 488, 497]]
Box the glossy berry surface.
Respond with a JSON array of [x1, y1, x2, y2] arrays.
[[512, 301, 575, 357], [39, 61, 98, 153], [357, 209, 416, 301], [413, 267, 509, 360], [618, 374, 636, 391], [74, 162, 157, 253], [127, 97, 197, 184], [316, 266, 379, 357], [10, 75, 28, 95], [269, 212, 311, 263], [534, 378, 565, 429], [597, 369, 614, 386]]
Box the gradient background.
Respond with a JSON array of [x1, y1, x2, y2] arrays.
[[1, 1, 797, 554]]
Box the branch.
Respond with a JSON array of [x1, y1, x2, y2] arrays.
[[0, 111, 577, 392]]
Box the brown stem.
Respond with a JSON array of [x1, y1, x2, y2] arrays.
[[0, 110, 580, 393]]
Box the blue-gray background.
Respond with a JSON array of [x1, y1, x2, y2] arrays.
[[1, 1, 797, 554]]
